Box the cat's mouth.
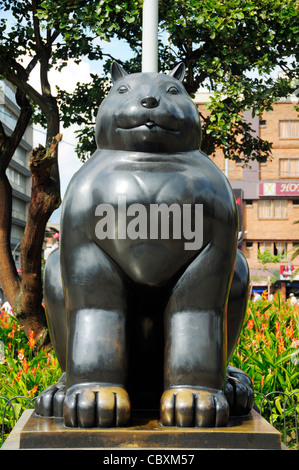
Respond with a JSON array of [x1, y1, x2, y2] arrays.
[[118, 120, 179, 133], [144, 121, 156, 129]]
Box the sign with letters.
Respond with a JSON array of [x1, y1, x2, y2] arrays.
[[260, 182, 299, 197], [280, 265, 299, 280]]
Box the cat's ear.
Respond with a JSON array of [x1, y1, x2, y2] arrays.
[[111, 62, 128, 83], [168, 62, 185, 82]]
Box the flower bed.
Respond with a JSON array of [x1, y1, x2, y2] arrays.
[[1, 293, 299, 448], [0, 308, 61, 444], [230, 293, 299, 448]]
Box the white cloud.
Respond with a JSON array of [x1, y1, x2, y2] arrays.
[[27, 56, 95, 96]]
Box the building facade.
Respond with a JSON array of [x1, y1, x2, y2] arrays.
[[196, 93, 299, 300], [0, 80, 32, 300]]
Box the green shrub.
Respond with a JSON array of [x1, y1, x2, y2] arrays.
[[1, 293, 299, 448], [0, 309, 61, 445], [230, 292, 299, 448]]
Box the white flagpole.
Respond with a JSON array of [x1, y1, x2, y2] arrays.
[[142, 0, 158, 72]]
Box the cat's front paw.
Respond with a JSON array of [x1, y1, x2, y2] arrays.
[[63, 383, 131, 428], [160, 387, 229, 427]]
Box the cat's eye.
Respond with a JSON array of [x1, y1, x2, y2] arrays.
[[117, 85, 130, 94], [167, 86, 179, 95]]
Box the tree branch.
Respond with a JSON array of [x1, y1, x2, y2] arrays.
[[32, 0, 43, 51], [0, 59, 45, 111]]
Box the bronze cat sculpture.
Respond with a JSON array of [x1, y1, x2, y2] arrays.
[[35, 62, 253, 428]]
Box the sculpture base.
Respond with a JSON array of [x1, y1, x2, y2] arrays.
[[2, 409, 284, 450]]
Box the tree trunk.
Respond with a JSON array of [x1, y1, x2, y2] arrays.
[[0, 90, 31, 306], [16, 134, 62, 350], [0, 86, 62, 351], [0, 172, 21, 304]]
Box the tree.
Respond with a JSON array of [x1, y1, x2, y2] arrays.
[[0, 0, 138, 349], [61, 0, 298, 164], [159, 0, 299, 163]]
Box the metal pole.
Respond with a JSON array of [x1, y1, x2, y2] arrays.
[[142, 0, 158, 72]]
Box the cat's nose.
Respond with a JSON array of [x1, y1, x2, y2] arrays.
[[141, 97, 159, 108]]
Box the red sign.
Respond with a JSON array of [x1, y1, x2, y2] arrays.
[[277, 183, 299, 195], [260, 183, 299, 196], [280, 265, 299, 280]]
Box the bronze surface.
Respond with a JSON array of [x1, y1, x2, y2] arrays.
[[15, 410, 282, 450]]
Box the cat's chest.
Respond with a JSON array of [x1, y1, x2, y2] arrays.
[[86, 151, 214, 209]]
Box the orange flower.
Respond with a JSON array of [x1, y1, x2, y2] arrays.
[[255, 332, 261, 343], [28, 385, 38, 397], [22, 359, 29, 373], [0, 311, 9, 329], [286, 326, 294, 339], [278, 338, 285, 354], [8, 329, 14, 339], [15, 371, 22, 382], [8, 322, 17, 338], [28, 330, 35, 349], [247, 319, 255, 330]]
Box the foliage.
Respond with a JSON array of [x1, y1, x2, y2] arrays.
[[0, 0, 140, 127], [257, 249, 286, 264], [158, 0, 299, 162], [57, 0, 299, 162], [0, 308, 62, 445], [230, 294, 299, 448]]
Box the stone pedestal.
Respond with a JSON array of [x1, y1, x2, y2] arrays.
[[2, 409, 284, 450]]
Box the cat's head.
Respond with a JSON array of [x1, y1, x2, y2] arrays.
[[95, 62, 201, 153]]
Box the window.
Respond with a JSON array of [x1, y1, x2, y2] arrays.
[[258, 242, 287, 260], [279, 120, 299, 138], [279, 158, 299, 177], [274, 242, 287, 258], [0, 105, 18, 129], [12, 198, 26, 221], [258, 242, 272, 253], [260, 120, 266, 126], [14, 147, 27, 165], [258, 199, 288, 218], [7, 167, 26, 189]]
